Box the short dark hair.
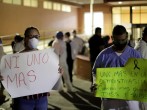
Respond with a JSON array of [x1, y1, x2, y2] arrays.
[[14, 35, 23, 42], [112, 25, 127, 36], [24, 26, 39, 38], [65, 32, 70, 37], [56, 31, 63, 39], [95, 27, 101, 34], [72, 30, 76, 34]]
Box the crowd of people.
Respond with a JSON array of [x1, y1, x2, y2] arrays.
[[0, 25, 147, 110]]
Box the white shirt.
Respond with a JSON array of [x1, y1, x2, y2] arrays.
[[70, 36, 84, 60], [52, 39, 67, 63], [13, 41, 25, 53], [135, 39, 147, 58]]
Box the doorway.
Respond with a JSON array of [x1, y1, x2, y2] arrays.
[[132, 24, 147, 40], [84, 12, 104, 36]]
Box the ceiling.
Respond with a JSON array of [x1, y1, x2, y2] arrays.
[[60, 0, 147, 6], [62, 0, 104, 5]]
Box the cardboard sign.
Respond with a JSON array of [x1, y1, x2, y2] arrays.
[[1, 48, 60, 98], [96, 58, 147, 102]]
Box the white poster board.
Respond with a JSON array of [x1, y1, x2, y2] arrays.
[[0, 48, 60, 98]]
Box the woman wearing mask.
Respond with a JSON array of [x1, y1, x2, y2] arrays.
[[2, 26, 63, 110]]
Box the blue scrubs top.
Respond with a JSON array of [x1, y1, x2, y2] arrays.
[[92, 45, 142, 75]]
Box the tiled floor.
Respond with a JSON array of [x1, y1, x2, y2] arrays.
[[0, 76, 101, 110]]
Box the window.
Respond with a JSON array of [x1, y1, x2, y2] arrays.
[[3, 0, 12, 4], [13, 0, 21, 5], [132, 6, 140, 24], [113, 14, 121, 25], [84, 12, 104, 35], [112, 7, 121, 14], [112, 7, 131, 35], [121, 7, 130, 24], [141, 6, 147, 23], [132, 6, 147, 24], [53, 2, 61, 11], [3, 0, 21, 5], [43, 1, 52, 9], [31, 0, 37, 7], [61, 4, 71, 12], [112, 7, 130, 25], [141, 6, 147, 13], [24, 0, 30, 6], [23, 0, 38, 7]]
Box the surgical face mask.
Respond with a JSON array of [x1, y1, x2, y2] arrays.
[[28, 38, 39, 49], [113, 39, 128, 51]]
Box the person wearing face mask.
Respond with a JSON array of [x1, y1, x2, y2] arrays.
[[91, 25, 143, 110], [22, 27, 39, 52], [135, 27, 147, 110], [4, 27, 63, 110], [135, 27, 147, 59], [52, 31, 73, 92]]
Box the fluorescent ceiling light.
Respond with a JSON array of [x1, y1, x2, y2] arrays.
[[118, 1, 122, 4]]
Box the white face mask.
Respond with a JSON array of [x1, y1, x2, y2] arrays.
[[28, 38, 39, 49]]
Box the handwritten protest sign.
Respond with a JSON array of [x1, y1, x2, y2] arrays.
[[1, 48, 60, 98], [96, 58, 147, 102]]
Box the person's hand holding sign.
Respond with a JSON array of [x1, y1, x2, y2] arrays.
[[58, 65, 63, 75], [91, 83, 98, 95]]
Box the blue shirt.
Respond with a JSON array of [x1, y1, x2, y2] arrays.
[[92, 45, 142, 75]]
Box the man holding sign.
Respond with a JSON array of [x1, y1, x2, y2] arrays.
[[0, 27, 63, 110], [91, 25, 143, 110]]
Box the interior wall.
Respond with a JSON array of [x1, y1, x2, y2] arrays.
[[0, 1, 78, 37], [78, 4, 112, 36]]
